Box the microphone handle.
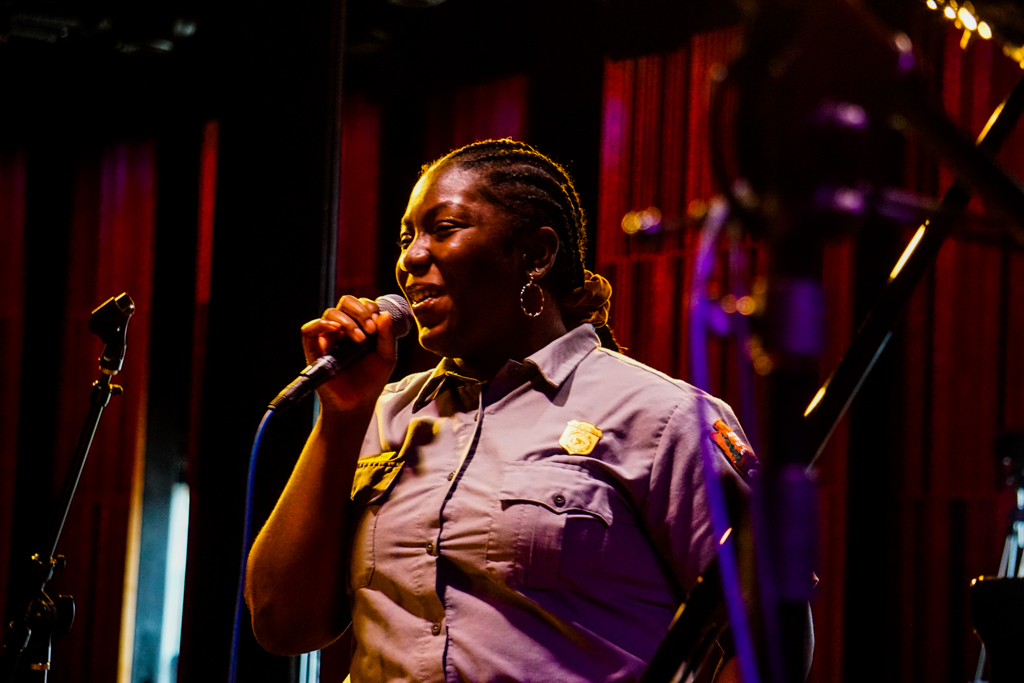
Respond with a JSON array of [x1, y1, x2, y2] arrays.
[[268, 333, 377, 412]]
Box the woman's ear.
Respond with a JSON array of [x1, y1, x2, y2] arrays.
[[523, 226, 560, 280]]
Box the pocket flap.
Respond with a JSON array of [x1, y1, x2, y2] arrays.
[[498, 462, 613, 526], [351, 451, 404, 506]]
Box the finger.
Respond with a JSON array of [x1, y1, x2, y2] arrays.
[[300, 318, 343, 361], [321, 308, 369, 343], [336, 295, 379, 335], [358, 297, 383, 334], [373, 308, 399, 362]]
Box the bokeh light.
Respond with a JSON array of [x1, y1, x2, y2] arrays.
[[621, 206, 663, 235]]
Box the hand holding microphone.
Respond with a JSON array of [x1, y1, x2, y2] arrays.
[[270, 294, 414, 413]]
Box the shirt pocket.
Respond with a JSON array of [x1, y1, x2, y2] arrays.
[[349, 451, 405, 590], [486, 461, 614, 591]]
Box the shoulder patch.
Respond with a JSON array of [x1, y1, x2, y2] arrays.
[[710, 420, 759, 481]]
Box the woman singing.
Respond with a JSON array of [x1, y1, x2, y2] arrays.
[[245, 139, 753, 682]]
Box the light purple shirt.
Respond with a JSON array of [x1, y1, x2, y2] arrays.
[[347, 323, 751, 682]]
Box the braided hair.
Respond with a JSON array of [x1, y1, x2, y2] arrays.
[[423, 139, 587, 297], [423, 139, 620, 352]]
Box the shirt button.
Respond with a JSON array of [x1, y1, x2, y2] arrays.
[[431, 622, 442, 636], [553, 493, 566, 507], [447, 471, 455, 481], [425, 541, 435, 555]]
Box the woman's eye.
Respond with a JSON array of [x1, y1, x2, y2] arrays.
[[397, 235, 413, 249]]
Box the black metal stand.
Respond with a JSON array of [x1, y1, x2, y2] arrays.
[[0, 293, 134, 683]]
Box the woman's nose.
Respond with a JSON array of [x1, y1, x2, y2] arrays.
[[398, 235, 430, 274]]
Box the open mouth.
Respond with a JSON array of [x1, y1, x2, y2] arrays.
[[406, 285, 443, 306]]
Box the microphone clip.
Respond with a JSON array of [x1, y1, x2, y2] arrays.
[[88, 293, 135, 375]]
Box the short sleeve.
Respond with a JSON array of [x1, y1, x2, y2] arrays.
[[642, 393, 752, 596]]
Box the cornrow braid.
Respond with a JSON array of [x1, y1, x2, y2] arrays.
[[423, 139, 588, 296]]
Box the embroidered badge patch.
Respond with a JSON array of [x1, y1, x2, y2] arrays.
[[710, 420, 759, 481], [559, 420, 603, 455]]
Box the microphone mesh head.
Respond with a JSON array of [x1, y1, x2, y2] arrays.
[[376, 294, 414, 339]]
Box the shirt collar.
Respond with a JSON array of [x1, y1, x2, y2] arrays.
[[525, 323, 599, 389], [411, 324, 599, 412], [412, 358, 483, 412]]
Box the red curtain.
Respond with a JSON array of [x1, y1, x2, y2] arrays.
[[813, 236, 856, 683], [597, 29, 746, 390], [889, 23, 1024, 682], [187, 121, 219, 488], [337, 93, 383, 298], [43, 142, 157, 682], [423, 75, 530, 162], [0, 150, 27, 626]]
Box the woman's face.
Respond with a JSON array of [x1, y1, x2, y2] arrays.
[[396, 164, 525, 365]]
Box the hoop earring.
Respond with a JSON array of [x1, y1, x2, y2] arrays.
[[520, 277, 544, 318]]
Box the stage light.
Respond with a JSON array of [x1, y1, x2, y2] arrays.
[[927, 1, 1012, 56], [688, 198, 708, 221], [621, 211, 642, 234], [958, 7, 978, 30], [172, 19, 197, 38], [640, 206, 663, 234], [834, 187, 865, 213], [746, 336, 774, 376], [621, 207, 663, 235]]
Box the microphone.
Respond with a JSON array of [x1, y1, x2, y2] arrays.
[[268, 294, 414, 412]]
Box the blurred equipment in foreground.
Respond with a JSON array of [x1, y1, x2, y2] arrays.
[[642, 0, 1024, 680]]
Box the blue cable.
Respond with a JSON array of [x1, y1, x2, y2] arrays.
[[229, 408, 275, 683]]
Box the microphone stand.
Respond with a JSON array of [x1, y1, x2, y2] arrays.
[[0, 293, 135, 683]]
